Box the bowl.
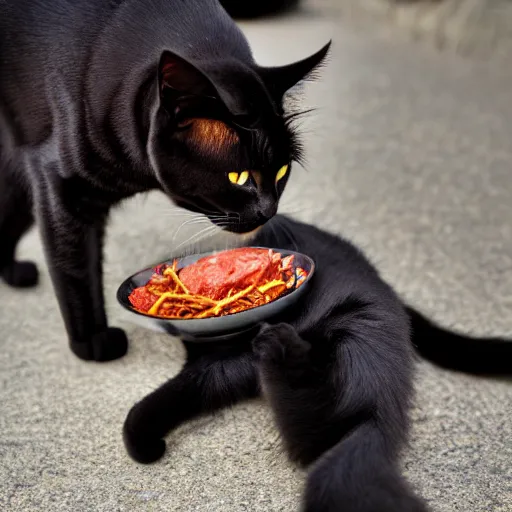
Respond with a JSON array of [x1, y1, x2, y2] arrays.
[[116, 248, 315, 342]]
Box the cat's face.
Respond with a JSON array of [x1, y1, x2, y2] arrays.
[[148, 45, 329, 234]]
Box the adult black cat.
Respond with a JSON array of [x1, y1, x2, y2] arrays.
[[0, 0, 329, 361], [220, 0, 299, 19], [123, 215, 511, 512]]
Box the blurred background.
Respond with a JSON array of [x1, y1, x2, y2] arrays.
[[1, 1, 511, 511]]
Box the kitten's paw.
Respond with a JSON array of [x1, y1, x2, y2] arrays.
[[70, 327, 128, 362], [1, 261, 39, 288], [252, 323, 286, 362], [253, 323, 310, 364], [123, 408, 166, 464]]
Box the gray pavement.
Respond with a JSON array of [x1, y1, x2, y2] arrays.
[[1, 3, 511, 512]]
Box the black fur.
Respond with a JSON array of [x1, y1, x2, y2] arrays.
[[408, 307, 512, 375], [123, 216, 511, 511], [251, 318, 427, 512], [0, 0, 329, 361], [219, 0, 300, 19]]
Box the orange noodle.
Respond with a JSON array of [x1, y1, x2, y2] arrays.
[[128, 248, 308, 319]]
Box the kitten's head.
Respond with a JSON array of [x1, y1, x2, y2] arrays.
[[148, 43, 330, 233]]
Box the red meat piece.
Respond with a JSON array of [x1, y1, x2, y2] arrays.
[[128, 286, 159, 312], [179, 248, 280, 300]]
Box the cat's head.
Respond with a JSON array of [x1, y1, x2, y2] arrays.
[[148, 43, 330, 233]]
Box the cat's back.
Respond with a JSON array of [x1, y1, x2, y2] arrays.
[[0, 0, 120, 62], [262, 215, 400, 304], [258, 216, 406, 335], [0, 0, 250, 147], [269, 216, 380, 280], [0, 0, 120, 145]]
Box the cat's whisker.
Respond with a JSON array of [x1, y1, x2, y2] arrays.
[[160, 207, 205, 216], [225, 212, 240, 224], [187, 226, 222, 249], [160, 210, 229, 224], [175, 217, 211, 228], [173, 225, 220, 252], [163, 212, 229, 224], [172, 217, 214, 241], [160, 208, 201, 215], [208, 216, 230, 222], [160, 212, 204, 219]]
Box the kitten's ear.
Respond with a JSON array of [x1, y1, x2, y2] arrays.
[[158, 51, 214, 97], [260, 41, 331, 98]]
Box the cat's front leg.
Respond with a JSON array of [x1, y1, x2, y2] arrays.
[[123, 351, 258, 464], [253, 323, 333, 465], [254, 322, 429, 512], [35, 181, 127, 362]]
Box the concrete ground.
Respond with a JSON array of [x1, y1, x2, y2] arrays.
[[334, 0, 512, 61], [1, 3, 511, 512]]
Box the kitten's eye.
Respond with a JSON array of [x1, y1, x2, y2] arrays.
[[275, 165, 289, 183], [228, 171, 250, 186]]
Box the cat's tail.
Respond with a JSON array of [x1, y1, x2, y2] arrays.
[[407, 306, 512, 375], [304, 420, 428, 512]]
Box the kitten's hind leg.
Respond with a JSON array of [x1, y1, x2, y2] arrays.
[[0, 169, 38, 287], [123, 348, 258, 464]]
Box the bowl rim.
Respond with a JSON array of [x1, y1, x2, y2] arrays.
[[116, 246, 315, 323]]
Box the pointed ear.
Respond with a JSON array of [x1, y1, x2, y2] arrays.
[[260, 41, 331, 98], [158, 51, 214, 97], [158, 51, 251, 116]]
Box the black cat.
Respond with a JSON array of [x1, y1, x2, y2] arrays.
[[0, 0, 329, 361], [123, 215, 511, 512], [220, 0, 299, 19]]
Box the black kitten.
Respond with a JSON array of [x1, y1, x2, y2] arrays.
[[0, 0, 329, 361], [123, 215, 511, 511]]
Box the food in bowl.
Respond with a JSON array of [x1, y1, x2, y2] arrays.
[[128, 248, 308, 319]]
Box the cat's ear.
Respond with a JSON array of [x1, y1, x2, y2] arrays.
[[260, 41, 331, 98], [158, 51, 248, 116], [158, 51, 214, 97]]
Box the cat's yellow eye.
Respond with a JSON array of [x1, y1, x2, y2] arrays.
[[237, 171, 249, 186], [228, 171, 250, 186], [275, 165, 288, 183]]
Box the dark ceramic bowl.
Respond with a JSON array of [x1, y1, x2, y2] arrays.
[[117, 248, 314, 342]]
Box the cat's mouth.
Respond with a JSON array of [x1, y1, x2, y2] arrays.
[[210, 217, 266, 234]]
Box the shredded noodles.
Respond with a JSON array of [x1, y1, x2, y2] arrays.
[[128, 248, 308, 319]]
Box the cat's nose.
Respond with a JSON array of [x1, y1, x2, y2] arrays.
[[256, 203, 278, 225]]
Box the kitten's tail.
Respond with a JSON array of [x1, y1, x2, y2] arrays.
[[407, 306, 512, 375], [304, 420, 428, 512]]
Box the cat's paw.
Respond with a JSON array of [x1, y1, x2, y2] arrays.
[[70, 327, 128, 362], [123, 407, 166, 464], [254, 323, 312, 387], [1, 261, 39, 288], [253, 323, 310, 364]]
